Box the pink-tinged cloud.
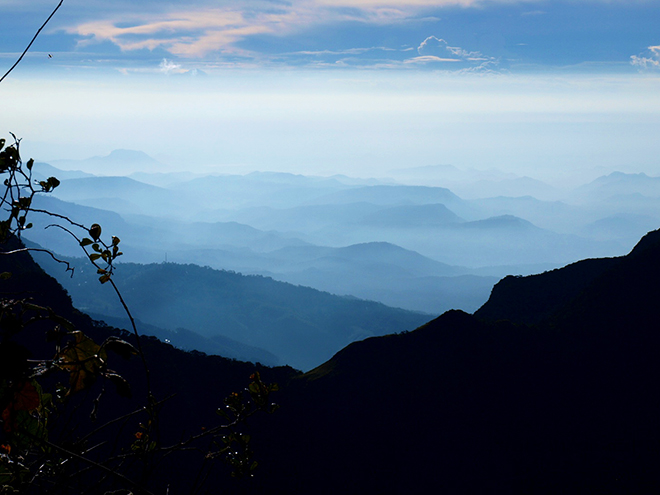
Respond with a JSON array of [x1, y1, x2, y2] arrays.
[[63, 0, 547, 60], [68, 8, 300, 57]]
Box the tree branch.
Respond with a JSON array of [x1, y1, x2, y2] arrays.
[[0, 1, 65, 83]]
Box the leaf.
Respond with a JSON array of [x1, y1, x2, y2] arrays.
[[47, 176, 60, 189], [98, 274, 110, 284], [89, 253, 101, 261], [89, 223, 102, 241], [106, 373, 132, 398], [80, 237, 93, 247], [26, 158, 34, 171], [112, 236, 121, 245], [102, 337, 137, 359], [0, 272, 11, 280], [57, 331, 107, 395]]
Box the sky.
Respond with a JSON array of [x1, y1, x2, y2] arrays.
[[1, 0, 659, 181]]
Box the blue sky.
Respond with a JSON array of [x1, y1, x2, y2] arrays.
[[1, 0, 659, 180], [2, 0, 659, 73]]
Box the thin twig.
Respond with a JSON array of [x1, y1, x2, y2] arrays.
[[0, 246, 74, 275], [23, 433, 154, 495], [0, 1, 65, 83]]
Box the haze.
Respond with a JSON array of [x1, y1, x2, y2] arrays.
[[3, 72, 659, 183], [2, 0, 660, 368]]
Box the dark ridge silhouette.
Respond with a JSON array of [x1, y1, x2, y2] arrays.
[[5, 227, 660, 493], [475, 256, 620, 325], [247, 229, 660, 494]]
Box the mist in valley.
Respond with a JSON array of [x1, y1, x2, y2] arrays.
[[23, 149, 660, 370]]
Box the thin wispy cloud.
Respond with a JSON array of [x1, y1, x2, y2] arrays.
[[411, 36, 498, 70]]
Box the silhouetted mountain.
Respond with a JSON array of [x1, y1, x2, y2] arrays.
[[7, 215, 660, 493], [475, 256, 620, 325], [247, 230, 660, 494]]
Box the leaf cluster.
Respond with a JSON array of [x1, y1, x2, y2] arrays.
[[0, 135, 281, 493]]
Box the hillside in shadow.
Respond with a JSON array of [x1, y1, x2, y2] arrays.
[[248, 229, 660, 494], [5, 223, 660, 493]]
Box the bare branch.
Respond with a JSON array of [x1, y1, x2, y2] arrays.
[[0, 246, 74, 275], [0, 1, 65, 83]]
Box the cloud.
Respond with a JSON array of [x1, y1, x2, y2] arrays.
[[69, 9, 277, 58], [159, 58, 181, 74], [414, 36, 496, 69], [56, 0, 625, 71], [63, 0, 544, 61], [630, 45, 660, 70], [405, 55, 461, 64], [417, 36, 486, 60]]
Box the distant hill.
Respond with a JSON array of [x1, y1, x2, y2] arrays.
[[86, 312, 279, 366], [175, 172, 356, 209], [32, 161, 95, 181], [459, 213, 538, 230], [51, 149, 165, 175], [50, 175, 183, 217], [358, 203, 463, 228], [309, 184, 465, 207], [33, 253, 430, 371], [455, 176, 559, 201], [574, 171, 660, 201]]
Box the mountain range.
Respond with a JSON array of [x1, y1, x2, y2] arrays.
[[23, 157, 660, 320], [4, 222, 660, 493], [31, 249, 430, 371]]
